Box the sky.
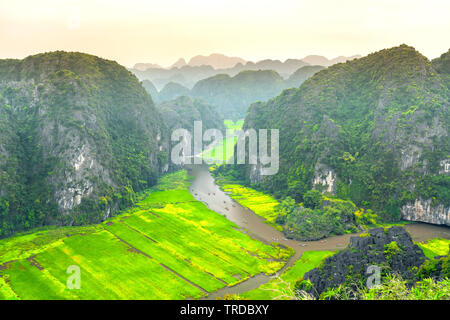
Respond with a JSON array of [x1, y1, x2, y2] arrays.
[[1, 0, 449, 68]]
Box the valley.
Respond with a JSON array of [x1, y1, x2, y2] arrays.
[[0, 170, 292, 299], [187, 163, 450, 299], [2, 161, 448, 300], [0, 44, 449, 301]]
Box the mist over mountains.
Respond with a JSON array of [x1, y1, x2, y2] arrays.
[[131, 53, 360, 90], [142, 66, 325, 119]]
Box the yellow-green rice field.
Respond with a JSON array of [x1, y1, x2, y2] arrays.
[[0, 170, 291, 300]]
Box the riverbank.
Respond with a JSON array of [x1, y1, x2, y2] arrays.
[[187, 164, 450, 299], [0, 170, 291, 299]]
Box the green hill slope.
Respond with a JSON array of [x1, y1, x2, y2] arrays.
[[158, 96, 225, 133], [241, 45, 449, 224], [0, 51, 169, 237], [192, 70, 286, 119]]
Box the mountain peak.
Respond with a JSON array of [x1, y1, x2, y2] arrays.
[[133, 62, 161, 71], [171, 58, 187, 69], [301, 54, 361, 66], [188, 53, 246, 69]]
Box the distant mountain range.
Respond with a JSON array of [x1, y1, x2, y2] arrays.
[[142, 65, 325, 118], [131, 53, 360, 89], [186, 53, 246, 69], [133, 62, 162, 71], [301, 55, 361, 66]]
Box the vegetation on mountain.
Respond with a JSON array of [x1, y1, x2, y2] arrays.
[[274, 195, 359, 241], [158, 96, 224, 133], [285, 65, 325, 88], [237, 45, 449, 224], [141, 79, 159, 102], [192, 70, 286, 119], [297, 226, 430, 298], [157, 81, 190, 103], [0, 51, 169, 237]]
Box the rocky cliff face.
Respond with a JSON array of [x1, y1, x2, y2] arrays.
[[401, 199, 449, 226], [302, 226, 427, 297], [0, 51, 169, 236]]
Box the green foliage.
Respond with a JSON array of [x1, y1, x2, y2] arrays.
[[0, 51, 168, 237], [238, 45, 450, 222], [0, 170, 292, 299], [354, 208, 379, 226], [238, 250, 335, 300], [303, 190, 323, 209], [295, 279, 313, 292], [384, 241, 402, 260], [192, 70, 286, 119], [417, 256, 450, 280], [362, 274, 450, 300], [277, 196, 358, 241], [316, 273, 450, 300]]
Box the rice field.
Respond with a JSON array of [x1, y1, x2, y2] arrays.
[[417, 238, 450, 259], [0, 170, 291, 300], [201, 119, 244, 163], [219, 183, 282, 231], [238, 250, 336, 300]]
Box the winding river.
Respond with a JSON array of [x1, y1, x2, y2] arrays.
[[186, 163, 450, 299]]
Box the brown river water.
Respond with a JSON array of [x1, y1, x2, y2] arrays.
[[185, 163, 450, 299]]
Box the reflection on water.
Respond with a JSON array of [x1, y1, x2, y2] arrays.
[[186, 163, 450, 299]]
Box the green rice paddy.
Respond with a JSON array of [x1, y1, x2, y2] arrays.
[[201, 119, 244, 163], [238, 250, 336, 300], [219, 182, 282, 231], [0, 170, 292, 300], [417, 238, 450, 259]]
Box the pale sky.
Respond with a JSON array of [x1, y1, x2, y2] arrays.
[[1, 0, 449, 68]]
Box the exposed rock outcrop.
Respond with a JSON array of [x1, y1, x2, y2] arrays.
[[313, 164, 336, 194], [302, 226, 427, 297], [401, 199, 450, 226]]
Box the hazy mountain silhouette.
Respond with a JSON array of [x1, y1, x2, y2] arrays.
[[188, 53, 246, 69], [131, 53, 361, 89], [133, 62, 162, 71], [171, 58, 187, 68], [301, 54, 361, 66]]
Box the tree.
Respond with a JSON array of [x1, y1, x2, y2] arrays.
[[303, 190, 323, 209]]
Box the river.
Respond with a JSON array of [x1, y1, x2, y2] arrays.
[[185, 163, 450, 299]]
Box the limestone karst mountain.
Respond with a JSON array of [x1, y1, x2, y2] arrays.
[[240, 45, 449, 225], [0, 51, 169, 236], [191, 70, 286, 119]]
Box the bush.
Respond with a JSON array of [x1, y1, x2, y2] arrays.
[[303, 190, 323, 209]]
